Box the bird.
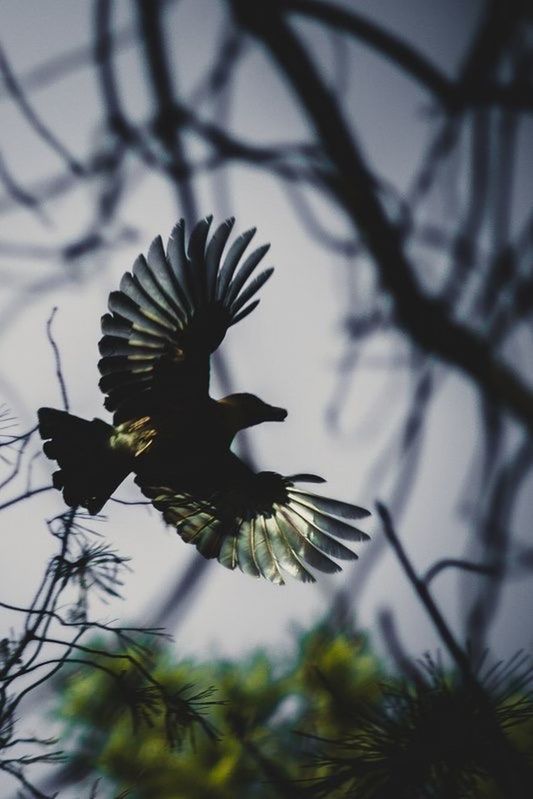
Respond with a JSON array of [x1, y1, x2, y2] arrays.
[[38, 216, 370, 584]]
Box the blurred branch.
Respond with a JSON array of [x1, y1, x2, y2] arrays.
[[0, 43, 84, 175], [423, 558, 499, 585], [0, 167, 78, 216], [94, 0, 161, 171], [0, 485, 53, 511], [287, 0, 455, 106], [287, 0, 533, 110], [377, 501, 533, 797], [377, 503, 474, 681], [0, 151, 49, 223], [135, 0, 197, 223], [148, 553, 211, 631], [161, 103, 324, 175], [465, 435, 533, 657], [231, 0, 533, 432], [0, 25, 137, 103], [188, 25, 246, 106], [45, 308, 69, 413]]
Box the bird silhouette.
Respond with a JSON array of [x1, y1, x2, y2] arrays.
[[38, 216, 370, 584]]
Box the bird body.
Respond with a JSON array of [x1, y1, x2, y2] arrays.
[[39, 217, 370, 584], [108, 394, 285, 489]]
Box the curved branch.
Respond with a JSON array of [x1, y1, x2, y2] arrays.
[[0, 43, 84, 175], [0, 485, 53, 512], [286, 0, 533, 112], [230, 0, 533, 432], [286, 0, 454, 106], [45, 308, 69, 412], [135, 0, 198, 224], [377, 501, 533, 795], [423, 558, 499, 585]]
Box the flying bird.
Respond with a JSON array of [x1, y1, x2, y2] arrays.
[[38, 217, 370, 584]]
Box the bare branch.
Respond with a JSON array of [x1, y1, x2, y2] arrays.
[[135, 0, 198, 224], [231, 1, 533, 431], [287, 0, 454, 107], [0, 485, 53, 512], [423, 558, 500, 585], [0, 43, 84, 175], [45, 309, 69, 412]]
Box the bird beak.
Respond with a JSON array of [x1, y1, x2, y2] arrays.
[[265, 404, 288, 422]]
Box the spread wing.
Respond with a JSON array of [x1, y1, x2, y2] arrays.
[[141, 465, 370, 585], [98, 216, 273, 423]]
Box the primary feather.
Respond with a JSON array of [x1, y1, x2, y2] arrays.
[[98, 216, 274, 422], [141, 471, 370, 584]]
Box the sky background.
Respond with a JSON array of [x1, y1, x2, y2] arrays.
[[1, 9, 532, 784]]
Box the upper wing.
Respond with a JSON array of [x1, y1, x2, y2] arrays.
[[141, 464, 371, 585], [98, 216, 273, 423]]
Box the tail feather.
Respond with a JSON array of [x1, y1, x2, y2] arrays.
[[38, 407, 131, 514]]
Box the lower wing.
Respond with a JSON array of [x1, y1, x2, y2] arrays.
[[140, 470, 370, 585]]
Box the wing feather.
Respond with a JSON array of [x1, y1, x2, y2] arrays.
[[218, 526, 239, 571], [229, 299, 260, 326], [275, 506, 342, 574], [97, 355, 156, 376], [140, 466, 370, 585], [148, 234, 191, 318], [286, 473, 326, 484], [229, 268, 274, 315], [205, 217, 235, 299], [99, 217, 273, 422], [98, 338, 165, 358], [99, 370, 153, 394], [107, 292, 176, 336], [195, 523, 224, 559], [235, 519, 261, 578], [288, 496, 371, 542], [253, 515, 284, 584], [225, 244, 270, 308], [266, 515, 315, 583], [285, 505, 359, 559], [187, 215, 213, 303], [121, 262, 178, 328], [133, 253, 187, 326], [287, 488, 371, 520], [166, 220, 195, 312], [100, 313, 131, 339], [216, 227, 256, 299]]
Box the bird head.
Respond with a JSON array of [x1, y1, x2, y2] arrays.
[[220, 393, 287, 431]]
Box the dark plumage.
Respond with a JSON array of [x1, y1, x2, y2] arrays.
[[38, 217, 370, 583]]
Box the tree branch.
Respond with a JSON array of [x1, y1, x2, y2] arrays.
[[230, 0, 533, 431], [286, 0, 454, 107], [0, 43, 84, 176], [135, 0, 197, 224]]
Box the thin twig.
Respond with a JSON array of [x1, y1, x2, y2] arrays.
[[423, 558, 499, 585], [45, 308, 69, 412], [0, 485, 53, 512], [377, 502, 475, 681], [377, 501, 533, 797], [0, 43, 84, 176], [232, 0, 533, 431]]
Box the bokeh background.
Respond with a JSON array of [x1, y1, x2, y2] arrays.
[[1, 0, 532, 794]]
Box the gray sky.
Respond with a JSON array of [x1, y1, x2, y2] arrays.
[[1, 0, 531, 719]]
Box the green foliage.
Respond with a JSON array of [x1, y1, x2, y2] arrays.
[[56, 622, 381, 798], [55, 624, 533, 799], [307, 652, 533, 799]]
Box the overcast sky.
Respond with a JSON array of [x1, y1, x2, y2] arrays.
[[2, 1, 532, 739]]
